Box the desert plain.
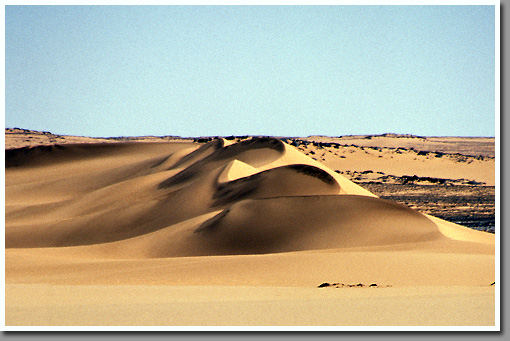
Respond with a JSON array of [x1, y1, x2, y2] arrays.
[[4, 128, 497, 328]]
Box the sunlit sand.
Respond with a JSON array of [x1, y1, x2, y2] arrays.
[[5, 132, 496, 327]]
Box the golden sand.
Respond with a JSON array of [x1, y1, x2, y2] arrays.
[[5, 134, 496, 327]]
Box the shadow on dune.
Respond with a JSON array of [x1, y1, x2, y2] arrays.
[[212, 164, 339, 207], [185, 195, 442, 256], [158, 137, 285, 189], [5, 143, 140, 168]]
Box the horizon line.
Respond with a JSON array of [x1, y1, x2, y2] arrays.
[[4, 127, 496, 140]]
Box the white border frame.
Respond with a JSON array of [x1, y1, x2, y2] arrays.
[[1, 0, 501, 332]]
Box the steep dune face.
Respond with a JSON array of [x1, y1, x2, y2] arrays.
[[5, 137, 492, 256], [191, 195, 441, 256]]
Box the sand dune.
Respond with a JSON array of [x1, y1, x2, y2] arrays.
[[6, 137, 377, 250], [5, 136, 496, 327]]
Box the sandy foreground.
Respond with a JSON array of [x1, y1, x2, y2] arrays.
[[4, 131, 497, 328], [6, 285, 495, 327]]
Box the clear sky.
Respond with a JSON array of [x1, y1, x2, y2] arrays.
[[5, 5, 496, 138]]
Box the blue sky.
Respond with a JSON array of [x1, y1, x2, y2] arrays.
[[5, 5, 496, 137]]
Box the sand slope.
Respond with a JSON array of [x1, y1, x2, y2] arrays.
[[7, 137, 377, 251], [5, 137, 496, 327]]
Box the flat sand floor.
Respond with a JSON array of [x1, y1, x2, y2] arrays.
[[5, 284, 495, 327]]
